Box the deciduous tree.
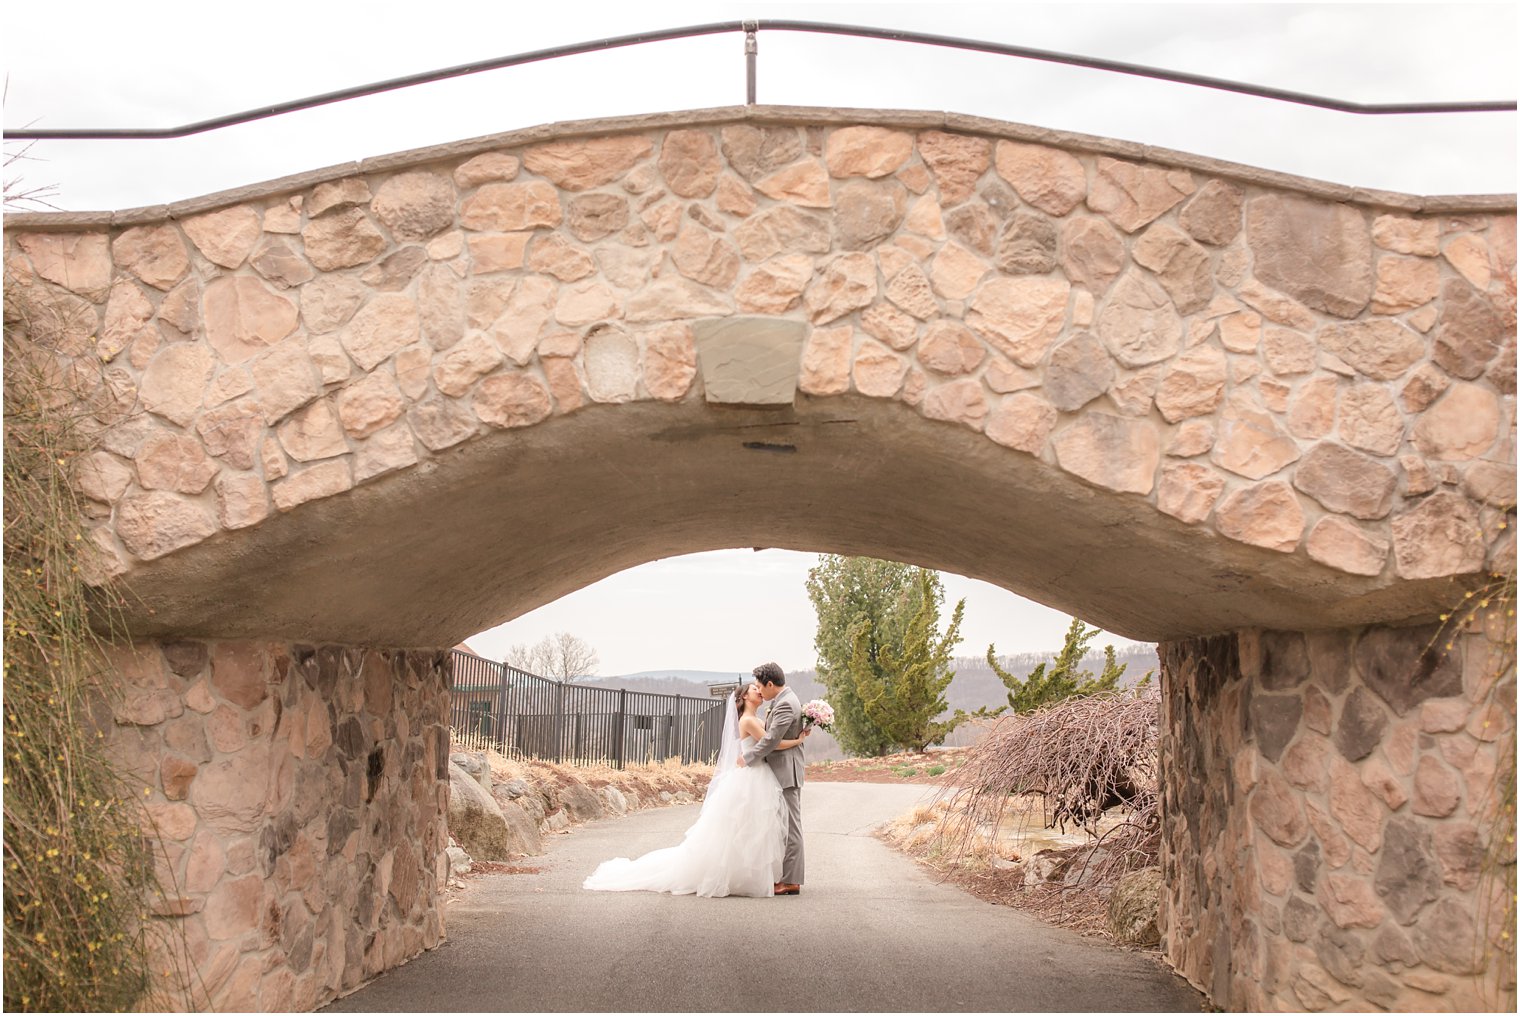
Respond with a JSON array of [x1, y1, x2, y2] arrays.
[[506, 631, 599, 681]]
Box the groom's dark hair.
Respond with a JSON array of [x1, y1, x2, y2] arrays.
[[753, 662, 785, 686]]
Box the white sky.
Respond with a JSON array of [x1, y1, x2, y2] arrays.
[[4, 2, 1515, 674]]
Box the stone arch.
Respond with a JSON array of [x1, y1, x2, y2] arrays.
[[4, 107, 1514, 1012]]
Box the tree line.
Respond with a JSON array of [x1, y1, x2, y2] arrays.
[[806, 555, 1144, 756]]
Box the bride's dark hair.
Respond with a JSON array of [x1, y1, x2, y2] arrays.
[[735, 682, 753, 719]]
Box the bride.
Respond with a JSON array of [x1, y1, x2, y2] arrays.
[[583, 682, 807, 898]]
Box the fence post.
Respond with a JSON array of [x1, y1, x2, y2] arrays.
[[554, 681, 565, 763], [496, 659, 509, 753], [615, 689, 627, 770]]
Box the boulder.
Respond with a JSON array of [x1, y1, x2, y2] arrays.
[[1107, 866, 1163, 946], [497, 798, 545, 855], [558, 782, 607, 823], [450, 751, 492, 792], [445, 845, 473, 878], [599, 786, 630, 816], [446, 761, 514, 860]]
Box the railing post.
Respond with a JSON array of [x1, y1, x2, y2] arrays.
[[496, 659, 509, 752], [744, 21, 758, 104], [554, 681, 565, 763], [615, 689, 627, 770]]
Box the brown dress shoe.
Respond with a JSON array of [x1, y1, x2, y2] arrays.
[[774, 882, 801, 895]]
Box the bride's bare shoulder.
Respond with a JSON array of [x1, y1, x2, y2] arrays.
[[739, 715, 766, 740]]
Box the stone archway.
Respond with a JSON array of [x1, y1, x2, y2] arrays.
[[4, 106, 1514, 1011]]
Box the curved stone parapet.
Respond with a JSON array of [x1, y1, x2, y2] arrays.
[[3, 106, 1514, 644]]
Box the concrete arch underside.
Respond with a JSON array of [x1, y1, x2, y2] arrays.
[[4, 107, 1514, 1012]]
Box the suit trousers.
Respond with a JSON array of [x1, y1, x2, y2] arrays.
[[781, 784, 804, 885]]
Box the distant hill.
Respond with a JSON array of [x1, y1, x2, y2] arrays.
[[579, 644, 1158, 762]]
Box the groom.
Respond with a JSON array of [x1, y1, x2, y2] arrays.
[[737, 661, 807, 895]]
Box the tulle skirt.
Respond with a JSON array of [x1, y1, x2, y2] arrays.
[[583, 763, 786, 898]]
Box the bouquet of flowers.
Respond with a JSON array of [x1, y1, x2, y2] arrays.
[[801, 699, 835, 732]]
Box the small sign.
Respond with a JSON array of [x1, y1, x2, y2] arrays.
[[708, 682, 739, 698]]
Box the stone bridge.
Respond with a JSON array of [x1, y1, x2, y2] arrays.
[[4, 106, 1514, 1011]]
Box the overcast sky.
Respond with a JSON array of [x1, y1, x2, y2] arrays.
[[5, 3, 1515, 675]]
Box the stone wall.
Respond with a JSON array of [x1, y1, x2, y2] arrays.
[[1159, 623, 1515, 1011], [2, 108, 1513, 649], [105, 640, 451, 1011]]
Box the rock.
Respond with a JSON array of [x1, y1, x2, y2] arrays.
[[1060, 218, 1126, 294], [455, 152, 519, 188], [566, 193, 630, 243], [991, 140, 1084, 215], [341, 294, 420, 372], [449, 752, 492, 792], [1412, 899, 1481, 975], [733, 205, 831, 261], [1412, 382, 1500, 461], [250, 340, 322, 424], [1391, 491, 1485, 580], [369, 171, 455, 242], [249, 238, 315, 289], [656, 129, 721, 197], [1044, 333, 1115, 411], [1372, 256, 1440, 313], [1215, 481, 1305, 553], [1105, 867, 1162, 946], [1337, 384, 1403, 456], [446, 845, 474, 877], [1179, 180, 1244, 245], [917, 131, 991, 206], [116, 491, 217, 560], [968, 276, 1069, 367], [1052, 412, 1159, 495], [804, 253, 877, 325], [1262, 328, 1314, 376], [460, 181, 562, 231], [1433, 279, 1506, 380], [271, 460, 352, 511], [719, 125, 803, 182], [136, 432, 217, 493], [1087, 158, 1193, 233], [834, 179, 907, 250], [15, 232, 113, 299], [1443, 234, 1492, 289], [113, 224, 189, 290], [140, 344, 214, 426], [736, 255, 813, 314], [1167, 419, 1214, 457], [1307, 516, 1388, 577], [1372, 214, 1439, 256], [754, 160, 831, 208], [641, 322, 697, 402], [1375, 817, 1443, 925], [1331, 686, 1389, 763], [300, 275, 367, 334], [1133, 223, 1213, 313], [671, 223, 738, 288], [1096, 271, 1180, 367], [1248, 194, 1372, 318], [1412, 756, 1461, 818], [985, 393, 1057, 454], [799, 325, 855, 397], [182, 205, 261, 268], [994, 212, 1057, 275], [1316, 319, 1424, 382], [928, 243, 990, 300], [447, 762, 515, 860], [1212, 397, 1301, 480], [1155, 345, 1226, 422], [409, 395, 477, 450], [522, 135, 653, 191], [852, 342, 909, 398], [1156, 462, 1225, 524], [916, 321, 985, 376], [1293, 443, 1396, 520], [921, 378, 988, 430], [1249, 691, 1303, 763], [1250, 770, 1308, 847], [475, 373, 553, 428], [302, 209, 388, 271], [825, 126, 912, 179], [1354, 623, 1462, 717], [203, 276, 299, 364], [99, 282, 154, 364]]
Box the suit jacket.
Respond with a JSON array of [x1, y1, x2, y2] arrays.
[[742, 687, 805, 789]]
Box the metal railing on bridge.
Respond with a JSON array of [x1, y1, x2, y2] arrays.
[[5, 20, 1511, 142], [447, 649, 726, 769]]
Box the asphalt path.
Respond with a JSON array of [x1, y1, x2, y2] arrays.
[[323, 782, 1205, 1012]]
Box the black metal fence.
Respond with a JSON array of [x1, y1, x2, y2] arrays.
[[447, 650, 726, 768]]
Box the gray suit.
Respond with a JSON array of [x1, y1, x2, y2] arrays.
[[741, 686, 805, 885]]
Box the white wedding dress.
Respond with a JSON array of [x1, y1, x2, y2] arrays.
[[583, 734, 786, 898]]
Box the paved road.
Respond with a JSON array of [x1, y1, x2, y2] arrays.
[[324, 783, 1205, 1012]]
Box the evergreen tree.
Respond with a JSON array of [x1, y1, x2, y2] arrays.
[[988, 616, 1125, 713], [805, 556, 933, 756], [850, 571, 968, 752]]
